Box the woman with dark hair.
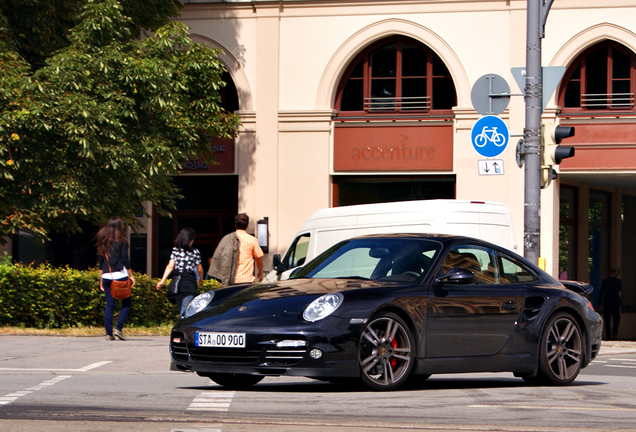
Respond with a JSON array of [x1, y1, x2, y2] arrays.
[[96, 217, 135, 341], [156, 227, 204, 315]]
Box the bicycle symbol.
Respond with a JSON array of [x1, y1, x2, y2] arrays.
[[474, 126, 506, 147]]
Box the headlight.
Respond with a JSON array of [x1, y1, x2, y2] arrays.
[[303, 293, 343, 322], [183, 291, 215, 318]]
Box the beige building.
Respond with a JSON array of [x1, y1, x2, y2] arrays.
[[4, 1, 636, 338], [173, 0, 636, 338]]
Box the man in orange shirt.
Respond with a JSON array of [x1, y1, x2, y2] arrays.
[[207, 213, 264, 284], [233, 214, 264, 283]]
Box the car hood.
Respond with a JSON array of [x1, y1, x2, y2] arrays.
[[184, 278, 390, 325], [242, 277, 388, 298]]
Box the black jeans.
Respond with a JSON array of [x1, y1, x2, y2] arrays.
[[603, 306, 621, 339]]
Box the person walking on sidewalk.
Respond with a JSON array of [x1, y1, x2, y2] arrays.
[[96, 217, 135, 341], [207, 214, 264, 285], [156, 228, 204, 316], [598, 268, 623, 340]]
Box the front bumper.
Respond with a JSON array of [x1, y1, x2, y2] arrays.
[[587, 314, 603, 363], [170, 317, 362, 379]]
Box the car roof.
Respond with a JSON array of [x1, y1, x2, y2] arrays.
[[351, 233, 485, 243]]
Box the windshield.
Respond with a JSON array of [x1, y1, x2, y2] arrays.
[[294, 237, 442, 282]]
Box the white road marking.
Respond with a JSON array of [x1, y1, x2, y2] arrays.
[[599, 358, 636, 369], [0, 361, 112, 372], [78, 361, 113, 371], [171, 427, 222, 432], [469, 404, 636, 411], [187, 391, 235, 412], [0, 375, 71, 406]]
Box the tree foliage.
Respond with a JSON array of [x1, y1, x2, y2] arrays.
[[0, 0, 182, 70], [0, 0, 240, 239]]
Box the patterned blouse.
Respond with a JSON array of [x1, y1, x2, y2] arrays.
[[170, 247, 202, 274]]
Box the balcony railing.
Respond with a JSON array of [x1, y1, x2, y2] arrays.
[[364, 96, 431, 112], [581, 93, 635, 110]]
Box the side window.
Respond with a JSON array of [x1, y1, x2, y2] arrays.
[[283, 234, 310, 269], [498, 253, 538, 283], [442, 244, 498, 284]]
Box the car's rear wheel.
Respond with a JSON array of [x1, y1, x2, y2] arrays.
[[536, 312, 583, 385], [358, 312, 414, 391], [208, 373, 264, 389]]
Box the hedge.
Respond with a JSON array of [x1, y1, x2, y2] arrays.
[[0, 254, 221, 329]]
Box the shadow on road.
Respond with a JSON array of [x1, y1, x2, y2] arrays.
[[180, 375, 607, 393]]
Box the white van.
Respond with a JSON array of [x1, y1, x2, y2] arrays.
[[269, 199, 517, 281]]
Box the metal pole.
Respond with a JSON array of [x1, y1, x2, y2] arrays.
[[523, 0, 543, 264]]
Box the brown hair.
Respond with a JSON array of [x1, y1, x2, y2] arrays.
[[95, 217, 128, 256], [234, 213, 249, 230]]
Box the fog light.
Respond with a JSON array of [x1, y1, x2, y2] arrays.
[[310, 349, 323, 359]]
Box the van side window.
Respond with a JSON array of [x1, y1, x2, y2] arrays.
[[283, 234, 310, 269]]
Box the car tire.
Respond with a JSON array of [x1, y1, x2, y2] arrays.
[[536, 312, 584, 386], [358, 312, 414, 391], [208, 373, 264, 389]]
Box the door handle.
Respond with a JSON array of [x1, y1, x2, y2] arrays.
[[502, 301, 517, 311]]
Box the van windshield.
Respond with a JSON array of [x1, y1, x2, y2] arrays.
[[294, 237, 442, 283]]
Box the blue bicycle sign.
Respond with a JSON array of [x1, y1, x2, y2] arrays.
[[471, 115, 509, 157], [474, 126, 506, 147]]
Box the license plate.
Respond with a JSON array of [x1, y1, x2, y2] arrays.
[[195, 332, 246, 348]]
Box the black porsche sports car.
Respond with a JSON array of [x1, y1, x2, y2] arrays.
[[170, 234, 603, 391]]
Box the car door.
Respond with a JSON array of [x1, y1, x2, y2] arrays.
[[426, 243, 522, 358]]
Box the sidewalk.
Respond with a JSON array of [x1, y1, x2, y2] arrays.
[[598, 340, 636, 355]]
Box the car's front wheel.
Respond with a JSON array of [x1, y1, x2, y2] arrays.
[[536, 312, 584, 385], [208, 373, 264, 389], [358, 312, 414, 391]]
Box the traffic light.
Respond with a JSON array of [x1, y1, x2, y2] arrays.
[[540, 121, 575, 188]]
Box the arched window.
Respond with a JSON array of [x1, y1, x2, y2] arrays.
[[220, 71, 239, 112], [335, 37, 456, 117], [559, 41, 636, 112]]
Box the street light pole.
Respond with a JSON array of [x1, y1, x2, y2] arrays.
[[524, 0, 553, 265]]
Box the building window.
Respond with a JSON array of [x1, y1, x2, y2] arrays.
[[220, 71, 239, 112], [622, 194, 636, 311], [333, 175, 455, 207], [560, 41, 636, 112], [589, 189, 611, 306], [559, 186, 578, 280], [336, 37, 457, 117]]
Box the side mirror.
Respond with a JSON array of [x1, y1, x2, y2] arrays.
[[436, 267, 476, 285], [273, 254, 285, 273]]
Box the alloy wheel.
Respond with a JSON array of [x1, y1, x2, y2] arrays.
[[540, 313, 583, 385], [358, 313, 414, 390]]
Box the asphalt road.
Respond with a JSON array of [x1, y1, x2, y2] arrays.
[[1, 335, 635, 432]]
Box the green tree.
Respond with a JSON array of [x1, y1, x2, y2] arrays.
[[0, 0, 240, 239], [0, 0, 182, 70]]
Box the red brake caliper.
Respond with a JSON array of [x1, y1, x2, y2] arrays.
[[390, 337, 398, 369]]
